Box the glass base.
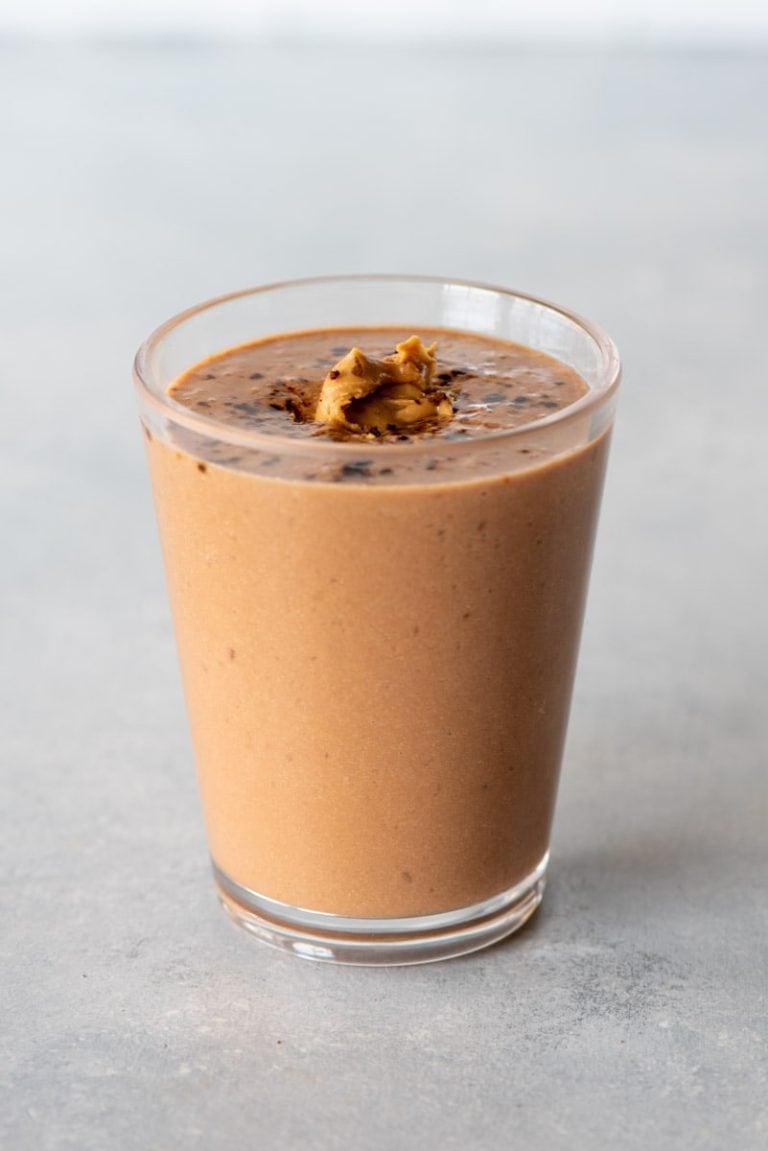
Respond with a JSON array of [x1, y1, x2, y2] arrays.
[[212, 853, 548, 966]]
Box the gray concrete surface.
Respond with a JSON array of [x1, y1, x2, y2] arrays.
[[1, 37, 766, 1151]]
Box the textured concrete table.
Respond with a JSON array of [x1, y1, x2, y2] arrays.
[[2, 38, 766, 1150]]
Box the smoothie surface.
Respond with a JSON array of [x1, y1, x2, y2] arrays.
[[168, 326, 588, 444]]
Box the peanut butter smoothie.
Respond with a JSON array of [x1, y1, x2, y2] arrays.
[[143, 324, 610, 921], [135, 278, 619, 963]]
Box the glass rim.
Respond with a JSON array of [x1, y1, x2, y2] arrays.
[[133, 274, 621, 458]]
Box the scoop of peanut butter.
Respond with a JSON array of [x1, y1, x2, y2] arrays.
[[314, 336, 456, 435]]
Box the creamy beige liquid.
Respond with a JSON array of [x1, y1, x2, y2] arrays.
[[145, 327, 609, 917]]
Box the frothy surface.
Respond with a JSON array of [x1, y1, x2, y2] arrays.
[[169, 326, 588, 444]]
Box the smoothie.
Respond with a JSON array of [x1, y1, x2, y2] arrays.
[[143, 326, 610, 920]]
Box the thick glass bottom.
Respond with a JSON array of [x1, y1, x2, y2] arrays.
[[212, 853, 548, 966]]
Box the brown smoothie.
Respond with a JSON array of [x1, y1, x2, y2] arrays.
[[144, 327, 610, 918]]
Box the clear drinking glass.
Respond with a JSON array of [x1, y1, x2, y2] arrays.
[[133, 275, 620, 965]]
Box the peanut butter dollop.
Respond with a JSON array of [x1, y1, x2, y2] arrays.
[[314, 336, 456, 435]]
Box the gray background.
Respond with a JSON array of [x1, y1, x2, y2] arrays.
[[1, 35, 766, 1150]]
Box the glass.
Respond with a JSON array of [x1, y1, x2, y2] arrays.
[[133, 275, 620, 965]]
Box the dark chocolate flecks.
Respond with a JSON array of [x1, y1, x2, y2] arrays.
[[340, 460, 374, 479]]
